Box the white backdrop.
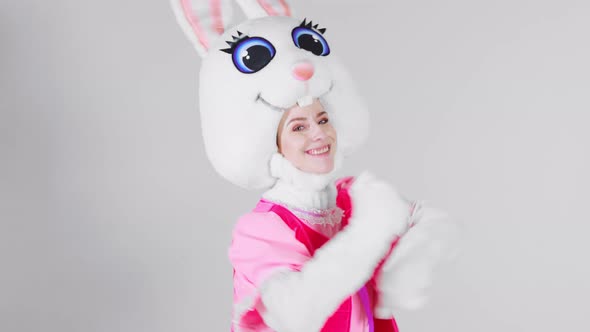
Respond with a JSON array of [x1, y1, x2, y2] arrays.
[[2, 0, 589, 331]]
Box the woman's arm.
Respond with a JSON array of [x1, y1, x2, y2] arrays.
[[230, 172, 410, 332], [372, 202, 460, 318]]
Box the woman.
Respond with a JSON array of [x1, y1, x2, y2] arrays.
[[169, 1, 456, 331]]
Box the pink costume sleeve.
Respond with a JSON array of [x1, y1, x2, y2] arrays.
[[228, 210, 311, 332]]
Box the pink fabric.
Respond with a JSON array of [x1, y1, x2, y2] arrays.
[[209, 0, 224, 34], [230, 208, 374, 331], [228, 177, 399, 331], [229, 210, 308, 331]]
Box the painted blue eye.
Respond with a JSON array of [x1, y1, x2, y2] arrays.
[[292, 27, 330, 56], [231, 37, 276, 74]]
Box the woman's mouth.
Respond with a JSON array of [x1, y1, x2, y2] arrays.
[[306, 145, 330, 156]]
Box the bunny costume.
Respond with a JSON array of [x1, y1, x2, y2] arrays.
[[170, 1, 457, 331]]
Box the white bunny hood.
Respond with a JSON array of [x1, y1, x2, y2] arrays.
[[171, 1, 369, 189]]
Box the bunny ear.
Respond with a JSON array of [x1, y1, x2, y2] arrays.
[[170, 0, 234, 57], [235, 0, 292, 19]]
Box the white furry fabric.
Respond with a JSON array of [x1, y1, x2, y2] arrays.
[[373, 202, 460, 317], [258, 171, 410, 331], [172, 4, 370, 189], [262, 153, 343, 210]]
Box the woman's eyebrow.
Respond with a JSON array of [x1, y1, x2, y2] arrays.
[[287, 117, 308, 125], [286, 111, 327, 126]]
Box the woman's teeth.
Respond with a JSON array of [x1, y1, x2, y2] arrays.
[[306, 145, 330, 155]]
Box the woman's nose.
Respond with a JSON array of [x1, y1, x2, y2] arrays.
[[310, 123, 328, 140], [292, 61, 314, 81]]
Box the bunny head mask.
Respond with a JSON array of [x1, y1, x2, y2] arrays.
[[171, 0, 369, 189]]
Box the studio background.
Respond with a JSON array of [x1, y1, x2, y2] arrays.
[[2, 0, 589, 331]]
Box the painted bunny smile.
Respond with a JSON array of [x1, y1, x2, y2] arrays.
[[256, 81, 335, 112], [256, 93, 284, 112]]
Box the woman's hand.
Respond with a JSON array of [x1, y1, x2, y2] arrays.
[[373, 203, 460, 317], [348, 171, 411, 237]]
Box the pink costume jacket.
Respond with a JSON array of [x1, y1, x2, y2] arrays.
[[229, 177, 399, 332]]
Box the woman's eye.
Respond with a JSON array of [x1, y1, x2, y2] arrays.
[[291, 27, 330, 56], [319, 118, 329, 125], [293, 125, 305, 131], [231, 37, 276, 74]]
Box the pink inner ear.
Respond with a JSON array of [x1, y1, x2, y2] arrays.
[[180, 0, 210, 49], [257, 0, 292, 16], [210, 0, 224, 34]]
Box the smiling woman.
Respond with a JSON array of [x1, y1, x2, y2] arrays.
[[277, 99, 337, 174], [170, 0, 456, 331]]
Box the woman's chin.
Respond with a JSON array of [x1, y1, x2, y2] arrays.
[[304, 162, 334, 175]]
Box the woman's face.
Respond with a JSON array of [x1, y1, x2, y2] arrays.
[[277, 99, 337, 174]]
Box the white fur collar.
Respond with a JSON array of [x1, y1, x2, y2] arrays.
[[262, 152, 343, 211]]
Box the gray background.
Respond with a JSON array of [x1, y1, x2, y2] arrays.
[[2, 0, 589, 331]]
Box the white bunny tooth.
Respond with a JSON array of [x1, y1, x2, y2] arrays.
[[297, 95, 313, 107]]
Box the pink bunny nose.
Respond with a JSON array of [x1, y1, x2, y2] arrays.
[[292, 62, 315, 81]]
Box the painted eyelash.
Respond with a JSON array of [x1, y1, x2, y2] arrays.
[[299, 18, 326, 34], [220, 31, 248, 54]]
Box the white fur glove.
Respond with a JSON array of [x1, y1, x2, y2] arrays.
[[259, 172, 411, 332], [373, 202, 460, 318], [347, 171, 411, 236]]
